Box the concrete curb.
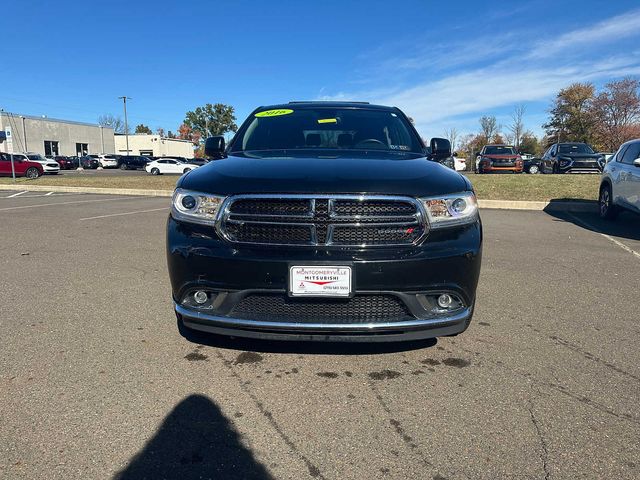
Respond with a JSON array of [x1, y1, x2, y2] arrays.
[[0, 184, 598, 212], [0, 184, 173, 197]]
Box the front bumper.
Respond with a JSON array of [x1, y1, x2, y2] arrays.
[[167, 215, 482, 341]]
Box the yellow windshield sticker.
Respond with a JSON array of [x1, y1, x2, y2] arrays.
[[255, 109, 293, 118], [317, 118, 337, 124]]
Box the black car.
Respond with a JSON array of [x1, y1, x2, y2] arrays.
[[167, 102, 482, 342], [118, 155, 151, 170], [523, 156, 542, 174], [540, 143, 605, 174], [79, 155, 99, 169]]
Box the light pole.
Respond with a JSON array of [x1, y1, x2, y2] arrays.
[[118, 96, 131, 154]]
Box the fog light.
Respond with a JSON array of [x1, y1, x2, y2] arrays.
[[437, 294, 452, 309], [194, 290, 208, 304]]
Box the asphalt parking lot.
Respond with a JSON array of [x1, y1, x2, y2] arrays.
[[0, 192, 638, 480]]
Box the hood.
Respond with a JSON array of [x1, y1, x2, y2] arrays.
[[178, 151, 469, 197], [482, 154, 520, 160]]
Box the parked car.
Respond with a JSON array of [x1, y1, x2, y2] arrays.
[[476, 145, 523, 173], [523, 157, 543, 174], [188, 157, 209, 166], [168, 101, 482, 342], [145, 158, 199, 175], [601, 152, 615, 163], [46, 155, 74, 170], [0, 152, 44, 178], [98, 154, 120, 168], [540, 143, 604, 174], [22, 153, 60, 174], [118, 155, 151, 170], [452, 155, 466, 172], [599, 139, 640, 219], [79, 155, 99, 169]]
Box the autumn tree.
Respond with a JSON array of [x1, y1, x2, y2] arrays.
[[519, 131, 542, 155], [508, 105, 526, 149], [479, 116, 499, 142], [134, 124, 152, 134], [98, 114, 127, 134], [184, 103, 238, 137], [178, 123, 202, 146], [590, 78, 640, 151], [544, 83, 595, 144]]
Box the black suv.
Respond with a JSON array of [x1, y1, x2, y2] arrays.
[[167, 102, 482, 342], [540, 142, 605, 174], [118, 155, 150, 170]]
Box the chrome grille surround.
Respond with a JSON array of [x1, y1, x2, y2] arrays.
[[217, 194, 428, 247]]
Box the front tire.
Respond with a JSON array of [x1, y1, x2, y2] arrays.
[[528, 165, 540, 174], [25, 167, 40, 179], [599, 184, 619, 220], [120, 163, 128, 170]]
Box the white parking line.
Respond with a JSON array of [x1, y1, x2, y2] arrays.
[[568, 212, 640, 260], [79, 207, 168, 221], [6, 191, 27, 198], [0, 196, 152, 212]]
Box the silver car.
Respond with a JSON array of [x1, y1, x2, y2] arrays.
[[599, 139, 640, 219]]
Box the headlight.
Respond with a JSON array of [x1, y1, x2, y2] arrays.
[[420, 192, 478, 229], [171, 188, 226, 226]]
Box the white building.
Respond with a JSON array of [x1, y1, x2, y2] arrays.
[[0, 111, 115, 156], [114, 134, 195, 158]]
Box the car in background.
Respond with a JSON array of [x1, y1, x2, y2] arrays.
[[599, 139, 640, 219], [22, 153, 60, 174], [523, 157, 542, 174], [52, 155, 75, 170], [79, 155, 99, 169], [118, 155, 151, 170], [452, 155, 466, 171], [187, 157, 209, 166], [98, 154, 120, 168], [601, 152, 615, 163], [145, 158, 200, 175], [0, 152, 44, 178], [476, 145, 523, 173], [540, 143, 604, 174]]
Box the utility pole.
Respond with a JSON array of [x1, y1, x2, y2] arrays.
[[118, 96, 131, 154]]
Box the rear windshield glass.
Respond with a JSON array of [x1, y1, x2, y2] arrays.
[[230, 108, 423, 153], [483, 146, 515, 155], [558, 144, 594, 154]]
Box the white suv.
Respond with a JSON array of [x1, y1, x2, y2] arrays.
[[98, 154, 119, 168], [599, 139, 640, 219]]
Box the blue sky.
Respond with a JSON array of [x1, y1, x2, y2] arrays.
[[3, 0, 640, 142]]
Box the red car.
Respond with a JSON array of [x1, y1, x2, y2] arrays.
[[0, 152, 44, 178], [477, 145, 523, 173]]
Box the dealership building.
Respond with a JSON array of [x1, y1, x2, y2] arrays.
[[114, 134, 195, 158], [0, 111, 115, 156]]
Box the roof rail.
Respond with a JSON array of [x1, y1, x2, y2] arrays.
[[288, 101, 370, 104]]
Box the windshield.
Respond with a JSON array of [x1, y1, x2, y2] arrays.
[[27, 154, 45, 160], [483, 146, 515, 155], [230, 107, 423, 154], [558, 144, 594, 154]]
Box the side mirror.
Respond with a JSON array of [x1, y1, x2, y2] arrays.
[[634, 158, 640, 167], [429, 137, 451, 160], [204, 136, 226, 158]]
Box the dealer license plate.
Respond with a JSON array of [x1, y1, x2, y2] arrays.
[[289, 266, 352, 297]]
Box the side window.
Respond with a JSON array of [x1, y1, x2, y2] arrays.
[[550, 145, 557, 156], [620, 142, 640, 165], [615, 145, 629, 163], [0, 153, 8, 161]]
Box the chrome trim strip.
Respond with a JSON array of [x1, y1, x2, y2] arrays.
[[176, 303, 470, 333], [217, 194, 428, 247]]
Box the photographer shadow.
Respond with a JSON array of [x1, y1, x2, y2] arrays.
[[114, 394, 272, 480]]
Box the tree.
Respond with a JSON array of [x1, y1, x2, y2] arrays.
[[479, 116, 499, 142], [178, 123, 203, 146], [590, 78, 640, 151], [98, 114, 127, 134], [167, 131, 177, 139], [519, 131, 542, 155], [156, 127, 165, 137], [508, 105, 526, 150], [134, 124, 152, 134], [544, 83, 595, 144], [184, 103, 238, 138], [444, 127, 459, 153]]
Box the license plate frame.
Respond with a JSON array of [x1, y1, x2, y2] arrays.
[[288, 265, 353, 298]]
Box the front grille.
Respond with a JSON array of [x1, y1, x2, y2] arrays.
[[230, 293, 414, 324], [220, 195, 426, 247]]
